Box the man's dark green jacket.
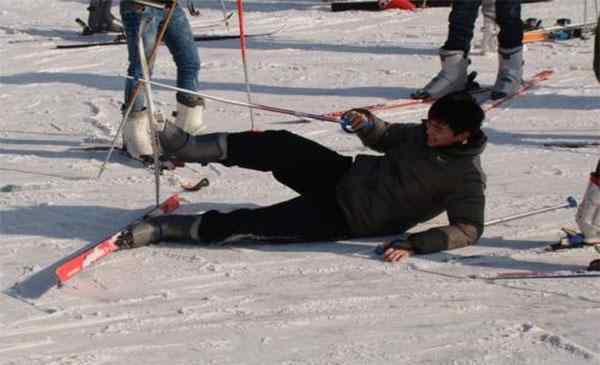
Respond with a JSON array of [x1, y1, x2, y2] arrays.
[[336, 119, 487, 254]]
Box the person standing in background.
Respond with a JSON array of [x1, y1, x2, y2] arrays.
[[119, 0, 206, 160], [412, 0, 524, 101]]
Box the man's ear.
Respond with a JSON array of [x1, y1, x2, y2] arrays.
[[456, 130, 471, 144]]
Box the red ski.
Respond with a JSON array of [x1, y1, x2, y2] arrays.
[[481, 69, 554, 112], [324, 87, 490, 119], [324, 69, 553, 119], [471, 270, 600, 280], [55, 194, 181, 284]]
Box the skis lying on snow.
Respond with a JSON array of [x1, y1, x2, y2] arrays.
[[324, 85, 488, 119], [10, 194, 180, 299], [55, 26, 283, 49], [523, 21, 597, 44], [323, 69, 553, 119]]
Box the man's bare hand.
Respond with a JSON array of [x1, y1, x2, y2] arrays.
[[383, 247, 413, 262], [340, 109, 374, 133]]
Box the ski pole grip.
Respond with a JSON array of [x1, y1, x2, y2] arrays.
[[340, 116, 357, 133], [566, 196, 577, 209], [340, 115, 374, 134]]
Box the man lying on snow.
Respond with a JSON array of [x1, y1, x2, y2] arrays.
[[117, 91, 487, 262]]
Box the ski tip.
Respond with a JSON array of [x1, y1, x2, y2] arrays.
[[55, 264, 79, 285]]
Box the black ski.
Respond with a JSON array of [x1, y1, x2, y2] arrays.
[[543, 141, 600, 148], [56, 28, 283, 49]]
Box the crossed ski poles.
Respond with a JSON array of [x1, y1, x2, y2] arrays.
[[97, 0, 177, 206]]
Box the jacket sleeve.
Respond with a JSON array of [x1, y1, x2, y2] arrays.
[[356, 116, 421, 153], [406, 172, 486, 254]]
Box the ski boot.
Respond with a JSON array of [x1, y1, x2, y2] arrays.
[[589, 258, 600, 271], [122, 110, 154, 160], [491, 46, 523, 100], [117, 215, 203, 248], [522, 18, 542, 31], [174, 93, 206, 136], [84, 0, 123, 35], [158, 122, 228, 164], [412, 49, 470, 100], [576, 159, 600, 242]]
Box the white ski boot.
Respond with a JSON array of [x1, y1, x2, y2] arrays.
[[491, 46, 523, 100], [122, 110, 153, 159], [576, 160, 600, 243], [175, 93, 206, 136], [412, 49, 470, 100]]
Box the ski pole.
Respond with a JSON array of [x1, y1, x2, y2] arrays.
[[137, 18, 162, 207], [484, 196, 577, 227], [218, 0, 231, 31], [96, 0, 177, 180], [376, 197, 578, 255], [126, 76, 341, 123], [236, 0, 257, 131]]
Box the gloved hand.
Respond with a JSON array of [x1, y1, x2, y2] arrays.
[[340, 108, 375, 133]]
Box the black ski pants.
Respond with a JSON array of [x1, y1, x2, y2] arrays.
[[443, 0, 523, 52], [198, 130, 354, 243]]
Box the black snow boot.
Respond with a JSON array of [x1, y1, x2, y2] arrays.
[[158, 122, 228, 164], [117, 215, 202, 249], [85, 0, 123, 35]]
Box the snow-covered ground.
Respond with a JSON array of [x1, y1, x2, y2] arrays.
[[1, 0, 600, 364]]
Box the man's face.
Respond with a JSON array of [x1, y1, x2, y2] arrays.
[[423, 119, 469, 148]]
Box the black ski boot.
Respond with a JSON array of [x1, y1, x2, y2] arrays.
[[84, 0, 123, 35], [158, 122, 228, 164], [117, 215, 202, 249]]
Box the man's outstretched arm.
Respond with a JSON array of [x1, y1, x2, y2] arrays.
[[341, 109, 418, 153]]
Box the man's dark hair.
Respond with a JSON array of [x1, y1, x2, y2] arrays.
[[428, 91, 485, 135]]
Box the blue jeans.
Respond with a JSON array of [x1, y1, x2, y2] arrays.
[[443, 0, 522, 53], [120, 1, 200, 113]]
